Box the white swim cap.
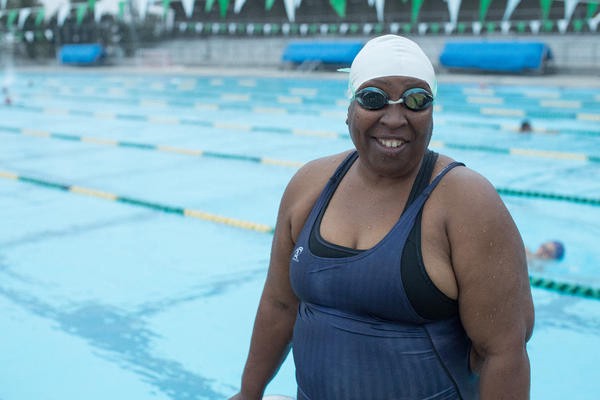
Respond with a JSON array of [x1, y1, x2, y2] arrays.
[[347, 35, 437, 97]]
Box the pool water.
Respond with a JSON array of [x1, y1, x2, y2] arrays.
[[0, 70, 599, 399]]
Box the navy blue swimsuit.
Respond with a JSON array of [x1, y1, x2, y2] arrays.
[[289, 151, 478, 400]]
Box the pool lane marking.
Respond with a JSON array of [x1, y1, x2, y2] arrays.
[[4, 129, 600, 207], [0, 170, 275, 233], [2, 124, 599, 168], [1, 168, 598, 300], [578, 113, 600, 122], [1, 126, 305, 168], [509, 148, 588, 161], [8, 100, 600, 136], [428, 140, 599, 164], [529, 276, 600, 300]]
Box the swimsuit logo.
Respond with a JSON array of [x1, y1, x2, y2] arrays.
[[292, 246, 303, 262]]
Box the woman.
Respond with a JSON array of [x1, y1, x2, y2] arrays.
[[230, 35, 534, 400]]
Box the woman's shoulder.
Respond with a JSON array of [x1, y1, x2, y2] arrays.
[[434, 154, 492, 187], [432, 154, 502, 208], [288, 150, 354, 190]]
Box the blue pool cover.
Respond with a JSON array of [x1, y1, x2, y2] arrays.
[[281, 41, 364, 65], [59, 44, 106, 65], [439, 41, 553, 73]]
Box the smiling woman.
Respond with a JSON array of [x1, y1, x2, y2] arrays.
[[2, 39, 597, 400], [230, 35, 534, 400]]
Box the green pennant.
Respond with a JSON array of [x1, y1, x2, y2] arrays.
[[265, 0, 275, 11], [76, 3, 88, 25], [35, 8, 45, 26], [411, 0, 424, 24], [163, 0, 171, 15], [7, 9, 18, 27], [218, 0, 229, 17], [205, 0, 215, 12], [118, 1, 126, 19], [586, 2, 599, 19], [479, 0, 493, 22], [539, 0, 553, 21], [88, 0, 96, 11], [329, 0, 346, 17]]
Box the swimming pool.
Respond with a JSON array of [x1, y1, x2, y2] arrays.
[[0, 69, 599, 399]]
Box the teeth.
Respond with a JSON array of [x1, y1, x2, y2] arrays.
[[377, 138, 405, 148]]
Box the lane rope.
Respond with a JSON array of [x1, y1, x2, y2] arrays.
[[1, 122, 599, 165], [1, 169, 598, 300]]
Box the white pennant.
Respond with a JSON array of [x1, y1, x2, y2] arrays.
[[283, 0, 295, 22], [502, 0, 521, 21], [94, 0, 121, 22], [57, 2, 70, 26], [563, 0, 579, 23], [234, 0, 246, 13], [18, 8, 31, 28], [375, 0, 384, 22], [134, 0, 150, 20], [181, 0, 196, 17], [446, 0, 461, 26], [39, 0, 69, 22]]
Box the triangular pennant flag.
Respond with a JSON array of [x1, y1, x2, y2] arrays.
[[88, 0, 96, 11], [329, 0, 346, 17], [586, 2, 598, 19], [134, 0, 150, 20], [529, 19, 541, 33], [1, 0, 7, 9], [374, 0, 384, 22], [234, 0, 246, 13], [39, 0, 69, 23], [180, 0, 195, 17], [540, 0, 553, 20], [35, 8, 45, 25], [118, 1, 126, 19], [218, 0, 229, 17], [18, 8, 31, 29], [564, 0, 579, 22], [162, 0, 170, 15], [283, 0, 295, 21], [76, 2, 87, 24], [502, 0, 521, 21], [411, 0, 424, 23], [265, 0, 275, 10], [205, 0, 215, 12], [446, 0, 461, 26], [557, 18, 568, 33], [7, 9, 18, 26], [479, 0, 493, 22], [57, 3, 70, 26]]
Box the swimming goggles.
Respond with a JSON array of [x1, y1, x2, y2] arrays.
[[353, 87, 434, 111]]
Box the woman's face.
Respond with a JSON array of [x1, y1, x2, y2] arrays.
[[347, 76, 434, 179]]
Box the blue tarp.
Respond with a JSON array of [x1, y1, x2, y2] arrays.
[[59, 44, 106, 65], [282, 41, 364, 65], [439, 41, 553, 73]]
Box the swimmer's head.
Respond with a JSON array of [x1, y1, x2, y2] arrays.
[[536, 240, 565, 260], [346, 35, 437, 97]]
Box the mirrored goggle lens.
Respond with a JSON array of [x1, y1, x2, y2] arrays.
[[354, 87, 434, 111]]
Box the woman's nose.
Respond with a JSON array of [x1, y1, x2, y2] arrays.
[[379, 104, 409, 127]]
